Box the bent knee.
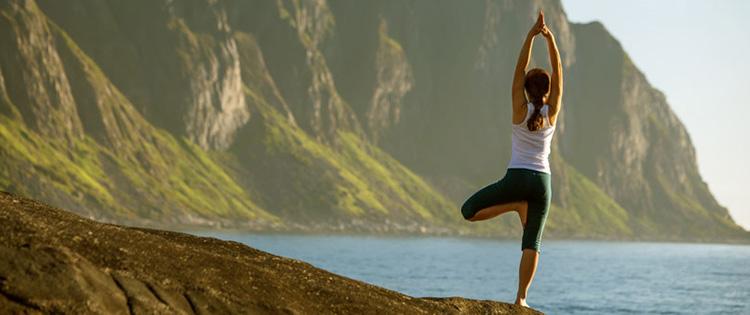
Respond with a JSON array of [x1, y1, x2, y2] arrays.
[[461, 203, 476, 221], [517, 200, 529, 212]]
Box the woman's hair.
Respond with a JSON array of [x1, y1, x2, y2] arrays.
[[524, 68, 550, 131]]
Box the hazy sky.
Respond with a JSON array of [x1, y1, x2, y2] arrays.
[[560, 0, 750, 229]]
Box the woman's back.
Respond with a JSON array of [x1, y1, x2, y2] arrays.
[[508, 103, 556, 173]]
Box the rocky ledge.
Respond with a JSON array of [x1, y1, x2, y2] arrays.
[[0, 192, 541, 314]]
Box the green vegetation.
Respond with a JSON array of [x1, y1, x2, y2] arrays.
[[242, 87, 456, 224], [0, 115, 115, 208], [0, 0, 744, 242], [546, 156, 632, 238], [0, 108, 275, 223], [0, 11, 275, 225], [249, 87, 378, 216]]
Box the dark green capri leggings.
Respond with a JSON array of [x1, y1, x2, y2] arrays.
[[461, 168, 551, 251]]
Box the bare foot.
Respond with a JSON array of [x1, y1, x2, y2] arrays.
[[514, 297, 529, 307]]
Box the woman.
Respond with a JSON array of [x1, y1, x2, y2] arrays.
[[460, 11, 562, 308]]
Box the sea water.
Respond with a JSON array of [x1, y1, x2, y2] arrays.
[[190, 233, 750, 315]]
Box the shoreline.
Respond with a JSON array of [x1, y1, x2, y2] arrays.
[[56, 214, 750, 246]]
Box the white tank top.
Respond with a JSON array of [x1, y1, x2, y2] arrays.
[[507, 103, 556, 174]]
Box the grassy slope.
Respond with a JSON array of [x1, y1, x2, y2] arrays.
[[227, 86, 464, 231], [0, 5, 466, 234], [547, 154, 632, 239], [0, 5, 274, 225], [224, 31, 472, 233], [2, 1, 742, 241]]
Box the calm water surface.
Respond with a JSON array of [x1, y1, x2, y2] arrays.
[[191, 233, 750, 315]]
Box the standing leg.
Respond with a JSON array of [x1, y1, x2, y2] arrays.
[[515, 249, 538, 307], [514, 173, 551, 307]]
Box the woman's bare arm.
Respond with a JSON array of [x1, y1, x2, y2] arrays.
[[512, 12, 544, 121], [541, 25, 563, 124]]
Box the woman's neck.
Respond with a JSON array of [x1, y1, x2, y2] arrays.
[[530, 97, 547, 105]]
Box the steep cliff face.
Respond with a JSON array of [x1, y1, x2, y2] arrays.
[[38, 0, 249, 151], [1, 0, 463, 235], [0, 0, 273, 226], [316, 0, 744, 240], [0, 0, 746, 241], [0, 0, 82, 143], [562, 22, 739, 239]]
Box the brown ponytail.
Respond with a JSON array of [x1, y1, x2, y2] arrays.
[[524, 68, 550, 132]]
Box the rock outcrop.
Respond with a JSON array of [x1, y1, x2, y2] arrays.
[[0, 192, 541, 314]]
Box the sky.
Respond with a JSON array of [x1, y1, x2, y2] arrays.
[[560, 0, 750, 229]]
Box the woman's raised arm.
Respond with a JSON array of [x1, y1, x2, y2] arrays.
[[512, 12, 545, 116], [541, 25, 563, 122]]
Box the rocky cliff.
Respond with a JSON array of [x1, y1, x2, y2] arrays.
[[0, 192, 542, 314], [0, 0, 746, 242]]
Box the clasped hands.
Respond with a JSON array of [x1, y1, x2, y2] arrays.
[[528, 11, 553, 39]]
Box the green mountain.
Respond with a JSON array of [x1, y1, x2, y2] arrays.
[[0, 0, 746, 242]]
